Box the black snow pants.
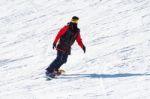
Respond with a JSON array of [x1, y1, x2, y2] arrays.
[[46, 51, 68, 73]]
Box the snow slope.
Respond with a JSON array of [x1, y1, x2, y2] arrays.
[[0, 0, 150, 99]]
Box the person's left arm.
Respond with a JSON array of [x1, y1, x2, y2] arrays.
[[76, 32, 86, 53]]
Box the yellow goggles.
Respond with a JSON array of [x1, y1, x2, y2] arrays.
[[71, 19, 78, 23]]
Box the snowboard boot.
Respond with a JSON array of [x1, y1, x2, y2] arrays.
[[54, 69, 65, 76], [45, 71, 56, 78]]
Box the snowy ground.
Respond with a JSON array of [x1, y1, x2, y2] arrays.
[[0, 0, 150, 99]]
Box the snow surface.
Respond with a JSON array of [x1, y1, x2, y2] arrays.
[[0, 0, 150, 99]]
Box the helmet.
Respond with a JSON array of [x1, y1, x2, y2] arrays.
[[72, 16, 79, 20]]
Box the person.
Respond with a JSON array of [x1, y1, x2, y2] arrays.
[[46, 16, 86, 78]]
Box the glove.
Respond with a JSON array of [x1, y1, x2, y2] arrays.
[[53, 43, 56, 49], [82, 45, 86, 53]]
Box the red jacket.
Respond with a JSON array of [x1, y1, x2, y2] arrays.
[[53, 25, 84, 53]]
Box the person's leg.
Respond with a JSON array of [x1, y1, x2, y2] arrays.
[[46, 51, 63, 73], [55, 52, 68, 71]]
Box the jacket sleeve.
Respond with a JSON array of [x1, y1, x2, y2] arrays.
[[53, 26, 68, 44], [76, 32, 84, 48]]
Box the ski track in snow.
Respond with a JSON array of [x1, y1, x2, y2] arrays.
[[0, 0, 150, 99]]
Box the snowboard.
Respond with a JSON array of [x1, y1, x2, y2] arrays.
[[46, 69, 65, 80]]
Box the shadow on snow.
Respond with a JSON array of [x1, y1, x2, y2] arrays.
[[59, 73, 150, 79]]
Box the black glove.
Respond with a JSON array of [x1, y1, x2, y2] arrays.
[[82, 45, 86, 53], [53, 43, 56, 49]]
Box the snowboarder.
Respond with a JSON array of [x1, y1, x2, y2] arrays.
[[46, 16, 86, 78]]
